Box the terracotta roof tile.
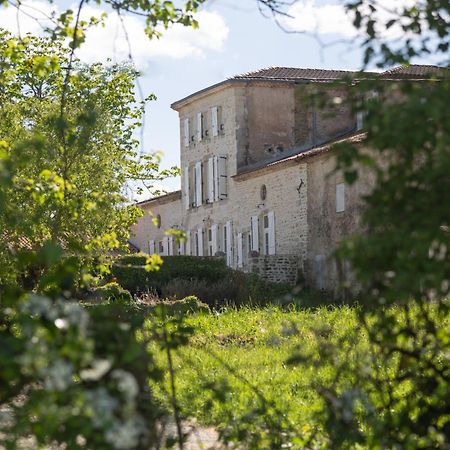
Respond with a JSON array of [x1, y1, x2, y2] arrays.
[[231, 67, 373, 81], [381, 65, 449, 79], [234, 133, 367, 180]]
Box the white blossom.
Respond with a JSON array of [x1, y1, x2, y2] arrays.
[[111, 369, 139, 401], [105, 416, 146, 449]]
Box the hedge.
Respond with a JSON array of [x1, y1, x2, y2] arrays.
[[111, 254, 230, 294]]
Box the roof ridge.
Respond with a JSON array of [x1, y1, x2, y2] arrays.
[[231, 66, 367, 79]]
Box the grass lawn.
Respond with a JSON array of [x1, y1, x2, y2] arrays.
[[148, 305, 368, 447]]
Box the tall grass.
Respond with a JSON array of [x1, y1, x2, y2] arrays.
[[148, 305, 365, 447]]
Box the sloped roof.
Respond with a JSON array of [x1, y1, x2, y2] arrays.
[[135, 190, 182, 207], [381, 64, 449, 79], [232, 67, 374, 81], [233, 132, 367, 181]]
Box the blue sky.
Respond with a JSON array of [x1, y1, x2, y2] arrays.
[[0, 0, 433, 198]]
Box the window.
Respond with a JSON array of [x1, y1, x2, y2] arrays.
[[155, 214, 161, 229], [223, 226, 227, 257], [217, 156, 228, 200], [336, 183, 345, 212], [158, 241, 164, 254], [149, 240, 155, 254], [208, 228, 213, 256], [196, 112, 203, 142], [260, 184, 267, 201]]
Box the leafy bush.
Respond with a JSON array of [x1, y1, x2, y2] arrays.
[[112, 255, 229, 294], [94, 282, 133, 303]]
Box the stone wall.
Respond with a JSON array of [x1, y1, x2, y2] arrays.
[[130, 193, 183, 253], [305, 147, 375, 295], [248, 255, 299, 284]]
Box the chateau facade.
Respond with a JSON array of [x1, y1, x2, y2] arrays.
[[130, 65, 441, 293]]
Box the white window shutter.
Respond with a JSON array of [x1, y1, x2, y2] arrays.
[[207, 157, 214, 203], [185, 231, 191, 255], [179, 238, 185, 255], [149, 240, 155, 254], [218, 156, 228, 200], [211, 224, 218, 256], [268, 211, 276, 255], [196, 112, 202, 142], [197, 228, 204, 256], [356, 111, 364, 131], [211, 107, 218, 137], [251, 216, 259, 252], [336, 183, 345, 212], [184, 166, 190, 210], [162, 236, 169, 256], [184, 118, 189, 147], [213, 156, 219, 202], [195, 161, 202, 207], [225, 220, 233, 267], [168, 236, 174, 256], [237, 232, 243, 268]]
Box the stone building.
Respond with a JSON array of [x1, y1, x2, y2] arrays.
[[130, 65, 443, 293]]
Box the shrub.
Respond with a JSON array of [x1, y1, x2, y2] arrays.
[[162, 277, 240, 308], [94, 282, 133, 303], [146, 295, 210, 316], [112, 254, 229, 294]]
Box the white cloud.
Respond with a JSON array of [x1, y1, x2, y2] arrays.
[[282, 0, 418, 40], [0, 0, 55, 35], [0, 1, 229, 67]]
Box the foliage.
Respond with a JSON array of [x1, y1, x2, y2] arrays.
[[94, 282, 133, 303], [0, 289, 164, 449], [150, 305, 364, 449], [112, 254, 230, 294], [307, 1, 450, 448], [0, 1, 207, 446], [139, 294, 210, 316]]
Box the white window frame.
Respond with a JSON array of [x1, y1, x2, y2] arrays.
[[149, 240, 155, 254]]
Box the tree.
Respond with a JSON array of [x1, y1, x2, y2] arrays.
[[281, 1, 450, 448], [0, 2, 203, 448]]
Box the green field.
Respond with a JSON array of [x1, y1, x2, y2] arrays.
[[149, 306, 368, 448]]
